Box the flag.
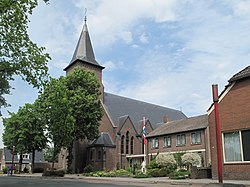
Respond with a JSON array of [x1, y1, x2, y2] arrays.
[[142, 117, 147, 144]]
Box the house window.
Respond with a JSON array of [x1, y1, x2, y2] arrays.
[[164, 136, 171, 147], [191, 131, 201, 145], [126, 131, 129, 154], [223, 130, 250, 162], [152, 138, 159, 148], [121, 135, 125, 154], [23, 154, 29, 159], [97, 150, 102, 160], [130, 137, 134, 154], [90, 150, 93, 160], [103, 151, 106, 160], [177, 134, 186, 146]]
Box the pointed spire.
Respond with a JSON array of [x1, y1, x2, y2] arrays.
[[64, 14, 104, 71]]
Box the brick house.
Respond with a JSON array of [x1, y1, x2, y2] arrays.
[[208, 65, 250, 180], [58, 19, 187, 172], [146, 114, 210, 167]]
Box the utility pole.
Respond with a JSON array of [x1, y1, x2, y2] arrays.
[[212, 84, 223, 183]]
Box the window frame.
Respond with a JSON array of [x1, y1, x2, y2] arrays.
[[191, 131, 201, 145], [163, 136, 171, 147], [176, 133, 186, 146], [223, 130, 250, 163], [152, 138, 159, 149]]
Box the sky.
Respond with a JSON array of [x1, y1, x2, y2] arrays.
[[1, 0, 250, 148]]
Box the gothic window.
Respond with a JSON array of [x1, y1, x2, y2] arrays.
[[121, 135, 125, 154], [126, 131, 129, 154], [130, 136, 134, 154], [97, 150, 102, 160]]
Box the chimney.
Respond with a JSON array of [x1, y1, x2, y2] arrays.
[[163, 115, 170, 123]]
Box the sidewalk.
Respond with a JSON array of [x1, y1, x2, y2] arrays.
[[7, 173, 250, 187]]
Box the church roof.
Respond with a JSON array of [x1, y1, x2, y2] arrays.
[[228, 65, 250, 83], [103, 92, 187, 130], [147, 114, 208, 138], [64, 19, 104, 71], [89, 132, 116, 148]]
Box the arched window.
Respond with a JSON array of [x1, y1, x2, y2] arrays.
[[130, 136, 134, 154], [126, 131, 129, 154], [97, 150, 102, 160], [121, 135, 125, 154]]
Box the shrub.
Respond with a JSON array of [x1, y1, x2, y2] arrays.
[[146, 159, 159, 170], [156, 153, 176, 167], [42, 170, 65, 177], [82, 169, 131, 177], [2, 167, 8, 174], [23, 167, 29, 173], [133, 171, 149, 178], [84, 164, 93, 173], [169, 170, 190, 179], [33, 168, 44, 173], [147, 168, 168, 177], [181, 153, 201, 167]]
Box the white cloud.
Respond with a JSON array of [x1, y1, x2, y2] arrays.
[[120, 31, 133, 44], [139, 33, 149, 44], [74, 0, 179, 47]]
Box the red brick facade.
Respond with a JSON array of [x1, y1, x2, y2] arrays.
[[147, 128, 210, 167], [208, 78, 250, 180]]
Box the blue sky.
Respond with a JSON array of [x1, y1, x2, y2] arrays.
[[1, 0, 250, 147]]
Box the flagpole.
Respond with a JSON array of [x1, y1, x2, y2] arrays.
[[141, 116, 147, 173], [143, 116, 146, 164]]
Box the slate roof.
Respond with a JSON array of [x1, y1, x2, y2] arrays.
[[228, 65, 250, 83], [147, 114, 208, 138], [64, 21, 104, 71], [3, 147, 45, 163], [103, 92, 187, 131], [89, 132, 116, 148]]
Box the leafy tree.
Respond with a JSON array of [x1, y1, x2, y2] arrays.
[[37, 77, 75, 168], [37, 68, 103, 169], [0, 0, 51, 107], [2, 111, 27, 172], [65, 68, 103, 168], [2, 103, 47, 173], [43, 147, 58, 163]]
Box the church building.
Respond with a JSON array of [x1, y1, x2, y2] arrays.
[[58, 18, 187, 173]]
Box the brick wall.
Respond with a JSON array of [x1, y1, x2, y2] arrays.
[[147, 128, 210, 167], [209, 78, 250, 180]]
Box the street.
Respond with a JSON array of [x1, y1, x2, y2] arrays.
[[0, 177, 141, 187], [0, 176, 203, 187]]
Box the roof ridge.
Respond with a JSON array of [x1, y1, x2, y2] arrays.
[[229, 65, 250, 82]]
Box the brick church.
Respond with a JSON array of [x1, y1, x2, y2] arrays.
[[58, 18, 186, 173]]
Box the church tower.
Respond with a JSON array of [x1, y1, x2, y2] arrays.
[[64, 17, 105, 100]]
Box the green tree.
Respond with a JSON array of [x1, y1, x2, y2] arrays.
[[0, 0, 51, 107], [37, 68, 103, 170], [2, 111, 27, 172], [43, 147, 58, 163], [2, 103, 47, 173], [65, 69, 103, 168], [37, 77, 75, 168]]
